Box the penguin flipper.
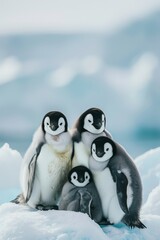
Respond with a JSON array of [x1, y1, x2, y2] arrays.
[[115, 171, 129, 214], [78, 190, 92, 218], [25, 142, 44, 202], [26, 153, 38, 202]]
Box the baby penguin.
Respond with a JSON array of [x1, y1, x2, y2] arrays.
[[59, 166, 103, 223], [89, 136, 146, 229], [71, 107, 112, 168], [12, 111, 73, 210]]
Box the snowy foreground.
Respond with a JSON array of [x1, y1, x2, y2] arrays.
[[0, 144, 160, 240]]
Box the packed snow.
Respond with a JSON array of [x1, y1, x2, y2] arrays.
[[0, 143, 160, 240]]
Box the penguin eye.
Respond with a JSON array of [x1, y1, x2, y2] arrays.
[[58, 117, 65, 128], [104, 143, 113, 156], [47, 123, 49, 126], [72, 172, 78, 180], [92, 143, 96, 153], [85, 172, 90, 180], [88, 119, 92, 123]]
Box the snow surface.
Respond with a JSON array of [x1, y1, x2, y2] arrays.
[[0, 144, 160, 239]]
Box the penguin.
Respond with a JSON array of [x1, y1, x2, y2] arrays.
[[14, 111, 73, 210], [71, 108, 112, 168], [88, 136, 146, 229], [59, 165, 103, 223]]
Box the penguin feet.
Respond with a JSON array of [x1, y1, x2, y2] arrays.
[[99, 218, 113, 226], [122, 214, 146, 229], [36, 204, 58, 211], [11, 194, 25, 204]]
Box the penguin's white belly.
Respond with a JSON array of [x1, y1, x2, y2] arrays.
[[35, 144, 71, 205], [94, 168, 124, 223]]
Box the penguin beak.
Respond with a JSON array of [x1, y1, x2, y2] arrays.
[[79, 177, 84, 183], [50, 124, 57, 131], [96, 151, 104, 158], [93, 121, 102, 129]]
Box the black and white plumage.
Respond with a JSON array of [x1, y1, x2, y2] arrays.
[[89, 136, 146, 229], [14, 111, 73, 210], [59, 166, 103, 223], [71, 108, 112, 168]]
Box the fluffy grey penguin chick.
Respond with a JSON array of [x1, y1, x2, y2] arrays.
[[59, 166, 103, 223]]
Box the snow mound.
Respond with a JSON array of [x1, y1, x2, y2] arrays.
[[142, 185, 160, 215], [0, 143, 22, 188], [135, 147, 160, 202], [0, 203, 108, 240]]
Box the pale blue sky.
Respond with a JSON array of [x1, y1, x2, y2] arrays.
[[0, 0, 160, 34]]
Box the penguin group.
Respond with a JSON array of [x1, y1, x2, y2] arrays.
[[12, 108, 146, 229]]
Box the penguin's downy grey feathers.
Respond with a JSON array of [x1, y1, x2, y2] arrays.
[[79, 189, 92, 217], [67, 197, 80, 212], [59, 166, 103, 223]]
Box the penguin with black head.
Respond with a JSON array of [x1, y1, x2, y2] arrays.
[[89, 136, 146, 229], [71, 108, 112, 168], [12, 111, 73, 210]]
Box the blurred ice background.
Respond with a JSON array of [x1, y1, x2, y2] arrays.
[[0, 0, 160, 157]]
